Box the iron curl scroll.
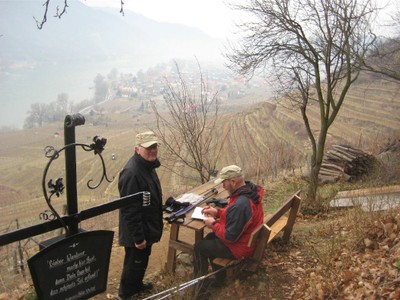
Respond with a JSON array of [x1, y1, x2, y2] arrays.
[[41, 135, 114, 234]]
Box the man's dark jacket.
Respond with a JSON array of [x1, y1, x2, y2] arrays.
[[118, 152, 163, 247]]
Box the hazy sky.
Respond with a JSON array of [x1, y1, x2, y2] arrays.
[[81, 0, 241, 39], [81, 0, 398, 39]]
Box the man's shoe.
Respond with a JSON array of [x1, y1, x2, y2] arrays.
[[118, 283, 153, 299], [202, 277, 226, 288], [139, 282, 153, 292], [194, 281, 212, 300], [196, 289, 211, 300]]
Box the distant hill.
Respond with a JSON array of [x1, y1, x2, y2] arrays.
[[0, 0, 223, 65], [0, 0, 225, 128]]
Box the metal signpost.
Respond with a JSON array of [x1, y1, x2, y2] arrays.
[[0, 113, 147, 299]]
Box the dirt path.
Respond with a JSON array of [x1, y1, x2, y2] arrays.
[[93, 206, 400, 299], [93, 219, 311, 299]]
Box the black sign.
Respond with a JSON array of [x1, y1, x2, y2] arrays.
[[28, 230, 114, 300]]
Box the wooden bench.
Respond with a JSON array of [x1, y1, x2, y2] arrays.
[[213, 190, 301, 278]]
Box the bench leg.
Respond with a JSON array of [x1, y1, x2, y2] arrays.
[[282, 195, 301, 243], [225, 267, 235, 281], [166, 223, 180, 273]]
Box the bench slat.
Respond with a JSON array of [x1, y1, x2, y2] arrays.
[[169, 240, 194, 253], [213, 257, 238, 267], [250, 224, 269, 263], [247, 215, 269, 247], [267, 216, 288, 242]]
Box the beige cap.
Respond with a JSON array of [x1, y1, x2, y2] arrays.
[[136, 131, 160, 148], [214, 165, 243, 184]]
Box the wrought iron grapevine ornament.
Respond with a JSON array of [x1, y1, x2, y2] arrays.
[[41, 136, 113, 234]]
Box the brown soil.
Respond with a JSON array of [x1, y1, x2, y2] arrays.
[[2, 206, 399, 300], [90, 218, 309, 300], [91, 208, 400, 300]]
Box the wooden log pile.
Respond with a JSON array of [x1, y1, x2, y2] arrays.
[[318, 144, 377, 184]]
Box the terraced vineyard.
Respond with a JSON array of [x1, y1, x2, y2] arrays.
[[0, 74, 399, 291], [1, 75, 399, 226]]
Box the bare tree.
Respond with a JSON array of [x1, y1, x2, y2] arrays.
[[34, 0, 125, 29], [93, 73, 109, 103], [23, 93, 73, 128], [24, 103, 49, 128], [360, 37, 400, 81], [54, 93, 70, 119], [359, 5, 400, 82], [151, 62, 225, 184], [227, 0, 378, 205]]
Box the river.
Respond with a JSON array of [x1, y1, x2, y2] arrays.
[[0, 57, 157, 129]]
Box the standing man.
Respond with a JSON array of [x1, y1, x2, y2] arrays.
[[118, 131, 163, 300], [193, 165, 264, 285]]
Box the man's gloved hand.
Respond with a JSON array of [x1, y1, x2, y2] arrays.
[[205, 197, 228, 208]]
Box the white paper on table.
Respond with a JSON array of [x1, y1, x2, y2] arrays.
[[176, 193, 203, 205], [191, 206, 206, 220]]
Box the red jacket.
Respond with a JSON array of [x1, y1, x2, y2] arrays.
[[212, 182, 264, 259]]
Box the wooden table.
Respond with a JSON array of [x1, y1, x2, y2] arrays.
[[164, 181, 229, 273]]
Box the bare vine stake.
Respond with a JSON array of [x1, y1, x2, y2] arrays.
[[16, 219, 26, 278], [13, 250, 18, 275]]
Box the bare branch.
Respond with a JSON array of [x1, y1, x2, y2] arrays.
[[120, 0, 125, 16], [360, 37, 400, 81], [151, 60, 225, 184], [54, 0, 69, 19], [34, 0, 51, 29], [34, 0, 125, 29]]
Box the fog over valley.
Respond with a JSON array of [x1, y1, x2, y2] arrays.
[[0, 0, 226, 128]]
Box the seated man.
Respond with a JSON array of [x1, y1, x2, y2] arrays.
[[193, 165, 264, 285]]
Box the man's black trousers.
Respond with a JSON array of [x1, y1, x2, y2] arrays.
[[118, 245, 152, 299], [193, 232, 235, 282]]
